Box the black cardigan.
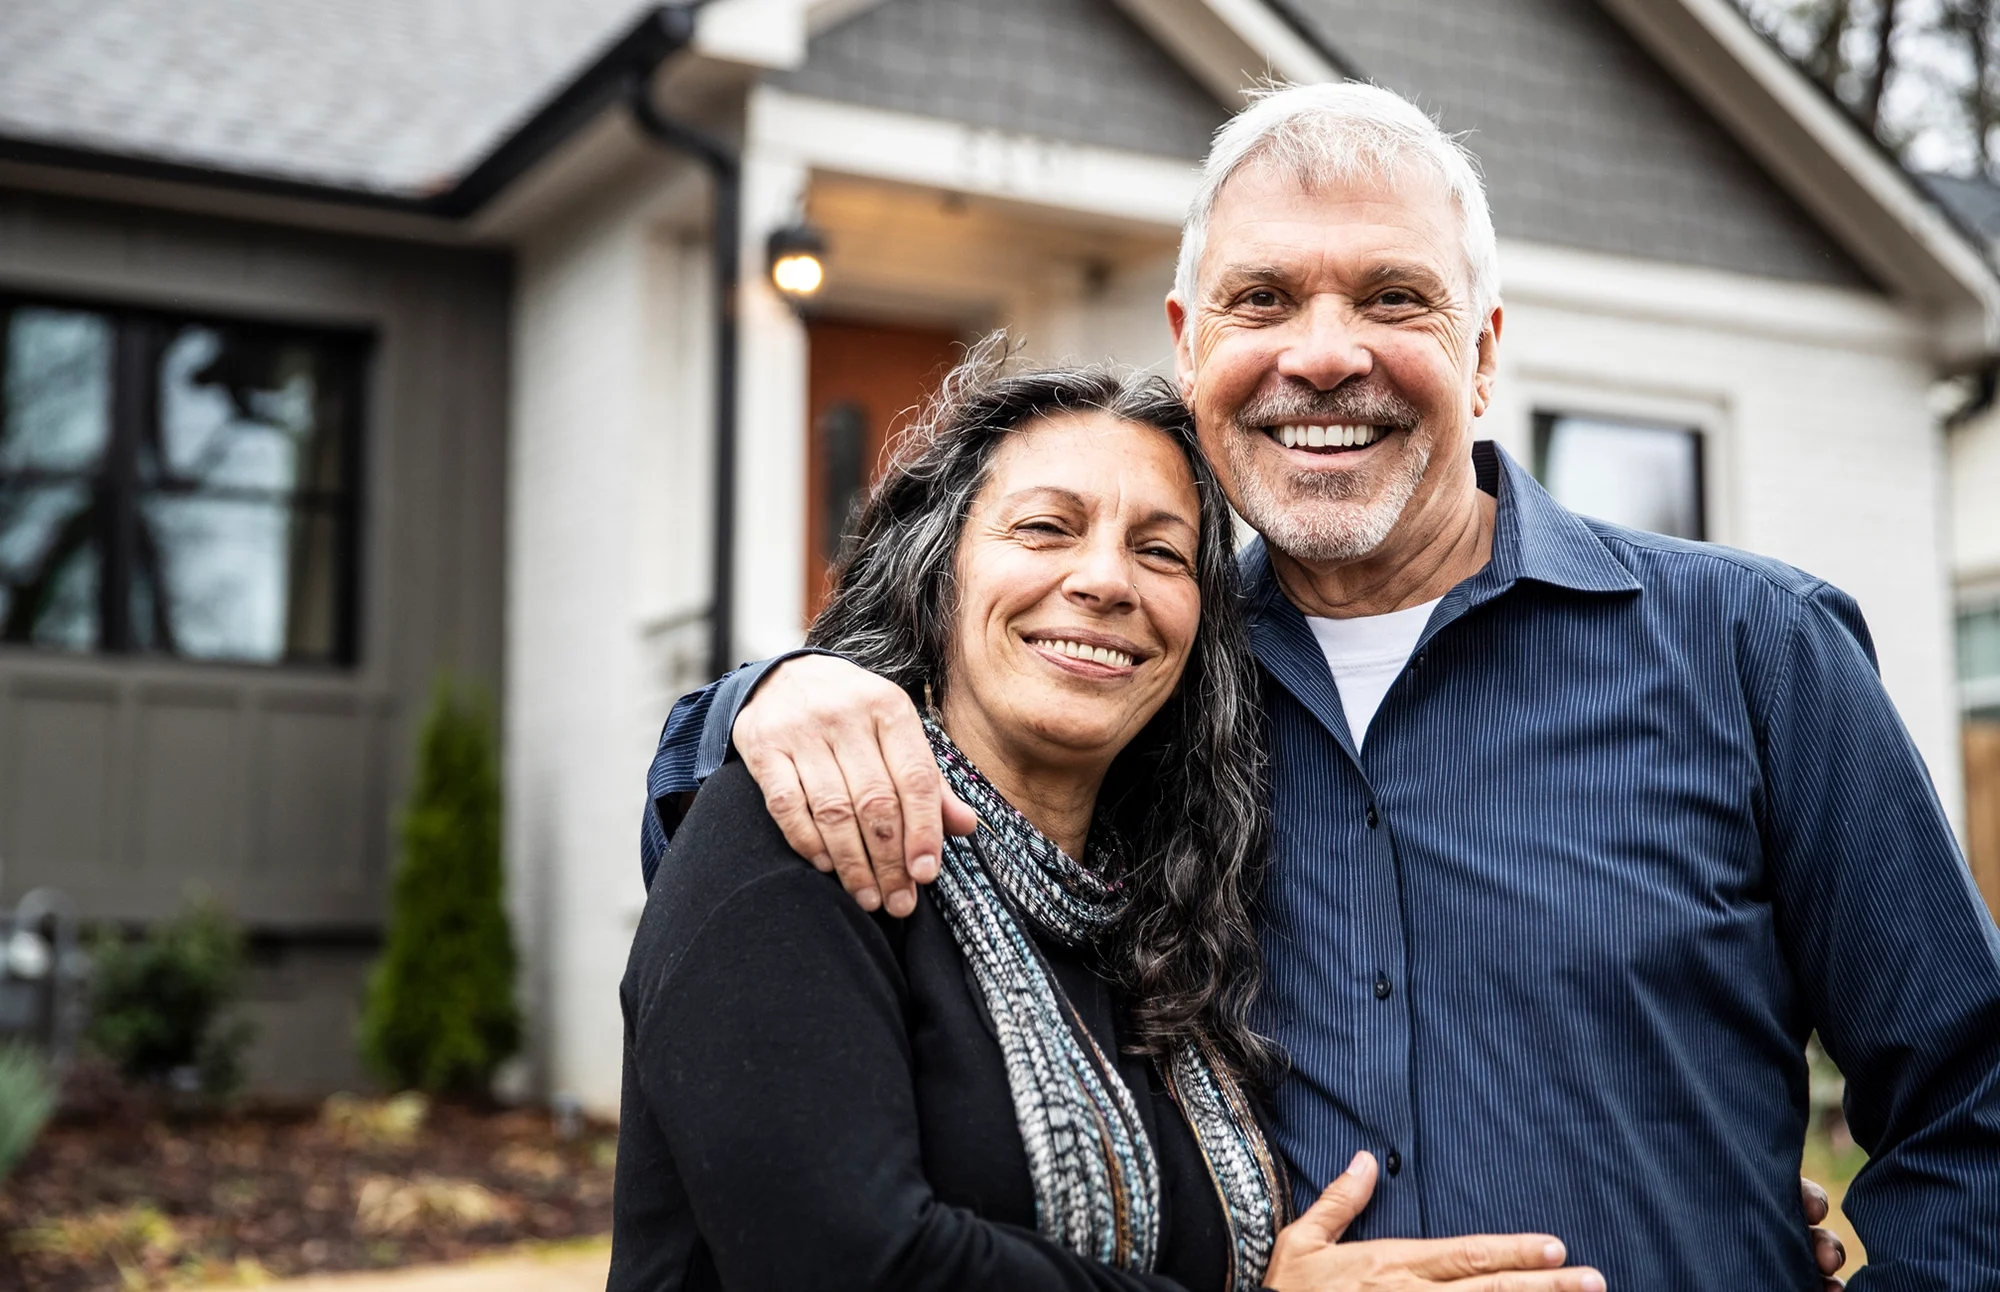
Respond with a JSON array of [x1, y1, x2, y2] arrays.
[[609, 761, 1235, 1291]]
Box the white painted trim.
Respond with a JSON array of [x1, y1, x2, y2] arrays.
[[1108, 0, 1341, 103], [1596, 0, 2000, 362], [1499, 238, 1927, 355], [749, 88, 1200, 229]]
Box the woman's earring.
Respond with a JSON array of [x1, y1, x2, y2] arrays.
[[923, 681, 937, 718]]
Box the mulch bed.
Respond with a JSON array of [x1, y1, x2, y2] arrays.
[[0, 1095, 616, 1290]]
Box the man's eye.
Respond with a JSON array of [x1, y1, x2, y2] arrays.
[[1378, 289, 1419, 307], [1242, 289, 1282, 309]]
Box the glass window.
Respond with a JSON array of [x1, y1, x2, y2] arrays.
[[1961, 604, 2000, 718], [1533, 413, 1705, 540], [0, 297, 366, 665]]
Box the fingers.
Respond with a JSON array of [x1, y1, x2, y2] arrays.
[[1800, 1176, 1831, 1225], [1442, 1268, 1605, 1292], [941, 784, 980, 838], [1811, 1225, 1846, 1277], [741, 746, 828, 868], [786, 736, 883, 909], [875, 703, 947, 906], [1406, 1233, 1573, 1282], [1294, 1151, 1377, 1244]]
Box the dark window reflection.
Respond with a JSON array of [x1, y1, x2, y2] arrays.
[[818, 400, 868, 567], [1533, 413, 1705, 541], [0, 298, 365, 665]]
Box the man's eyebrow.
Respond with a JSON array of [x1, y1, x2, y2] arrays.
[[1354, 260, 1453, 298], [1207, 262, 1293, 294]]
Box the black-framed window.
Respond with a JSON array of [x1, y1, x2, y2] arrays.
[[1532, 411, 1705, 541], [0, 295, 367, 665]]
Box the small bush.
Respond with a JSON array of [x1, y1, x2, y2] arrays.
[[87, 900, 255, 1100], [0, 1042, 55, 1178], [358, 679, 519, 1095]]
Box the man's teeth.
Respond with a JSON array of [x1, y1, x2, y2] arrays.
[[1274, 424, 1380, 449], [1044, 639, 1134, 668]]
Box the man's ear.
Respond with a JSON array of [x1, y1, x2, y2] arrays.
[[1166, 294, 1197, 401], [1470, 302, 1504, 417]]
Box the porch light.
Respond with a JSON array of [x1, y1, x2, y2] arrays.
[[767, 222, 828, 307]]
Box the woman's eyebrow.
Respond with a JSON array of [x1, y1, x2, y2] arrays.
[[1135, 508, 1199, 535], [997, 486, 1089, 510]]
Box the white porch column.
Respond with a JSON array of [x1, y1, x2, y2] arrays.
[[732, 118, 813, 660]]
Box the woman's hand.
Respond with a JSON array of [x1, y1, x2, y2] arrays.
[[1263, 1154, 1606, 1292], [1800, 1177, 1847, 1290]]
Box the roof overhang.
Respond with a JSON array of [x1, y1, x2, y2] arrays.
[[1105, 0, 1347, 102], [0, 4, 709, 239], [1596, 0, 2000, 366]]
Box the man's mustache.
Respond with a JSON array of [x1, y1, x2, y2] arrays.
[[1233, 381, 1422, 432]]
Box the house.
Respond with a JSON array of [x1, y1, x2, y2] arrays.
[[1, 0, 1994, 1110]]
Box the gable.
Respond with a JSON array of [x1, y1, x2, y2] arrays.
[[774, 0, 1231, 160], [1282, 0, 1875, 289]]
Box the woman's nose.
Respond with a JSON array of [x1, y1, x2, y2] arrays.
[[1062, 538, 1137, 609]]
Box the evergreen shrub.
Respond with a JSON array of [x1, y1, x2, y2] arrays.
[[87, 901, 255, 1099], [359, 679, 519, 1095]]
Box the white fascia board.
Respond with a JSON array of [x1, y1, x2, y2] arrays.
[[693, 0, 892, 69], [1501, 237, 1926, 356], [1596, 0, 2000, 362], [1108, 0, 1340, 104], [749, 87, 1200, 229]]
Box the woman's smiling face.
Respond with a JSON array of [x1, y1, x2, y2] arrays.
[[941, 412, 1204, 779]]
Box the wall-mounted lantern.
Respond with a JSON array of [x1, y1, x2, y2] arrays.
[[767, 222, 828, 309]]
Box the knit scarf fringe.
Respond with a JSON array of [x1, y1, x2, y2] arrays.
[[925, 720, 1283, 1290]]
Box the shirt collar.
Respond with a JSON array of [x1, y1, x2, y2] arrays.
[[1242, 439, 1642, 617]]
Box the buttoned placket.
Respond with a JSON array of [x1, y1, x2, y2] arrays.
[[1244, 478, 1531, 1236]]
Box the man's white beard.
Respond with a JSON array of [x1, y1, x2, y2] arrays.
[[1226, 426, 1432, 563]]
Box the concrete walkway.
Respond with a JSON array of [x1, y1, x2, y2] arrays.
[[201, 1242, 609, 1291]]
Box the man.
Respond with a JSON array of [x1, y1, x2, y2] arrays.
[[641, 83, 2000, 1288]]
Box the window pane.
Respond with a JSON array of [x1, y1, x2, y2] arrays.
[[1961, 607, 2000, 684], [1537, 415, 1704, 540], [2, 306, 111, 472], [0, 306, 110, 650], [141, 323, 355, 663]]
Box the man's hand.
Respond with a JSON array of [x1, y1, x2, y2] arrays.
[[1263, 1153, 1606, 1291], [1801, 1176, 1848, 1290], [732, 654, 978, 916]]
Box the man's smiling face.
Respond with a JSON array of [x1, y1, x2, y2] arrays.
[[1168, 156, 1500, 566]]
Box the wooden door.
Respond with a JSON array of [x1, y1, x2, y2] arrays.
[[1965, 722, 2000, 924], [804, 319, 961, 621]]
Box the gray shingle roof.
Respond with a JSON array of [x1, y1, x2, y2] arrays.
[[0, 0, 656, 196], [1922, 174, 2000, 255]]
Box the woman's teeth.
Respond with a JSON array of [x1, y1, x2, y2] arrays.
[[1274, 423, 1380, 449], [1043, 639, 1134, 668]]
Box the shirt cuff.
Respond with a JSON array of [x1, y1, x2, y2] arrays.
[[694, 646, 844, 781]]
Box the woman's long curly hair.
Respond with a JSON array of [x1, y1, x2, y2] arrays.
[[806, 337, 1276, 1084]]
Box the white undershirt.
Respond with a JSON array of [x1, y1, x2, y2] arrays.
[[1305, 598, 1442, 749]]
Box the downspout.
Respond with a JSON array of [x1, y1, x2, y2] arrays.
[[626, 4, 742, 682]]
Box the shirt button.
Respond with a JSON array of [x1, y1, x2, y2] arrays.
[[1366, 804, 1380, 829], [1386, 1150, 1403, 1176], [1374, 974, 1392, 1000]]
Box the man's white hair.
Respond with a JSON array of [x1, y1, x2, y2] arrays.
[[1174, 82, 1501, 333]]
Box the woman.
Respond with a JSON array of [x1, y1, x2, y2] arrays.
[[608, 349, 1605, 1292]]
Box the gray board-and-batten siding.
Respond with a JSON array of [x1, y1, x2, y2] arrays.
[[782, 0, 1875, 290], [0, 187, 509, 1094]]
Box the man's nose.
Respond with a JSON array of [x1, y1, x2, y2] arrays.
[[1276, 296, 1372, 391]]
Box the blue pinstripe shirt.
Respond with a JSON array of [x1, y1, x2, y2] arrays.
[[641, 443, 2000, 1289]]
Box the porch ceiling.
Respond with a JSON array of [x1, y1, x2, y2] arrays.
[[804, 174, 1181, 326]]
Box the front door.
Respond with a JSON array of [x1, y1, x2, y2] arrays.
[[804, 319, 960, 621]]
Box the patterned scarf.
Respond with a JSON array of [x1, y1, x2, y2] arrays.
[[925, 720, 1285, 1290]]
